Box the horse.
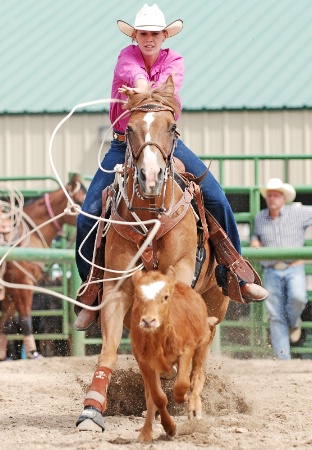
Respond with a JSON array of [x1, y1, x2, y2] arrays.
[[76, 76, 230, 433], [0, 174, 86, 360]]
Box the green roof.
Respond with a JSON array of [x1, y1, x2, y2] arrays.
[[1, 0, 312, 113]]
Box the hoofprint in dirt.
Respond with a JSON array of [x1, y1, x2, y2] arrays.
[[0, 355, 311, 450]]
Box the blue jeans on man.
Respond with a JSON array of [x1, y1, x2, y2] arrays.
[[264, 264, 307, 360]]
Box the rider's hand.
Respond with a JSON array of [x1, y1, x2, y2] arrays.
[[118, 85, 141, 95], [118, 79, 149, 96]]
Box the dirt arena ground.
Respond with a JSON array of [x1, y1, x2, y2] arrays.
[[0, 354, 312, 450]]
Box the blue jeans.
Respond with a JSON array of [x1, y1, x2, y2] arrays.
[[76, 138, 241, 280], [264, 264, 307, 360]]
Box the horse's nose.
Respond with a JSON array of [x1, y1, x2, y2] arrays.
[[140, 167, 163, 188]]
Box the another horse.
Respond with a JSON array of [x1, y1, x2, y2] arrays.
[[0, 174, 86, 360], [76, 77, 229, 433]]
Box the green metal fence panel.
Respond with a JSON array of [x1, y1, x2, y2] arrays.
[[1, 158, 312, 358], [2, 245, 311, 357]]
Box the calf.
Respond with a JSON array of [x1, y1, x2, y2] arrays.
[[131, 266, 216, 443]]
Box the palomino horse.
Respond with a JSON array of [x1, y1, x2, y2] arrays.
[[76, 77, 230, 433], [0, 174, 86, 360]]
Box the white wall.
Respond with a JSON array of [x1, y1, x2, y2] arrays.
[[1, 109, 311, 191]]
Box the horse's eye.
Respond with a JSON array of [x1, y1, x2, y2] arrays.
[[126, 125, 133, 133], [169, 124, 177, 134]]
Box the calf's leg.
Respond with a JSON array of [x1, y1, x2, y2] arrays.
[[188, 334, 210, 419], [139, 362, 176, 441], [138, 377, 158, 443], [173, 346, 193, 403]]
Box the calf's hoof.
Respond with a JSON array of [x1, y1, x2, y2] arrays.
[[188, 409, 202, 420], [76, 406, 105, 432], [138, 431, 153, 443], [160, 364, 177, 380]]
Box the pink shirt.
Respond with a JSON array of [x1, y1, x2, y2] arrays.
[[110, 45, 184, 133]]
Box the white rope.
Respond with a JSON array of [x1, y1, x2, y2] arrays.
[[0, 185, 25, 246], [0, 205, 81, 268], [0, 98, 162, 314], [12, 261, 39, 284], [48, 98, 126, 207], [0, 216, 160, 312], [0, 185, 50, 283]]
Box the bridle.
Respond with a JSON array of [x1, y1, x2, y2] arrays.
[[126, 103, 180, 161], [124, 103, 180, 210], [44, 181, 84, 232]]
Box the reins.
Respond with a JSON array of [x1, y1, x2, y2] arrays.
[[44, 193, 63, 232], [44, 181, 83, 233]]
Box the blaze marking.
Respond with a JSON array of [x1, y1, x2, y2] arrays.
[[140, 281, 165, 300], [143, 111, 155, 142]]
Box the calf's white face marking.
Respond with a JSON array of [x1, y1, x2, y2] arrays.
[[140, 281, 166, 301]]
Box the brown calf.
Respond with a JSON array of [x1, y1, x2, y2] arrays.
[[131, 266, 216, 443]]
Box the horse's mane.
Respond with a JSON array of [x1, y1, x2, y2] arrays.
[[23, 181, 87, 207], [123, 80, 181, 118], [24, 196, 41, 206]]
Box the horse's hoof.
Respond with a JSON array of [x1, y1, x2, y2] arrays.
[[76, 407, 105, 432]]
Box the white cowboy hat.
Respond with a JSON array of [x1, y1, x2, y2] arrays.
[[117, 4, 183, 38], [260, 178, 296, 204]]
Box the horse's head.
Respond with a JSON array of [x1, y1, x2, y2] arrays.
[[64, 173, 87, 226], [124, 76, 180, 198]]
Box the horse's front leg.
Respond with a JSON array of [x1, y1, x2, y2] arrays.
[[15, 288, 41, 359], [0, 296, 15, 361], [76, 286, 132, 432]]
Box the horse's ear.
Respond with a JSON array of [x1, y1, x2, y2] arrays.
[[164, 75, 175, 95], [69, 173, 82, 187]]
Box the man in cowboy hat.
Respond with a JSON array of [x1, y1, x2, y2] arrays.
[[251, 178, 312, 359]]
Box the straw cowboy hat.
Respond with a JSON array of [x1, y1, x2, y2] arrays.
[[260, 178, 296, 204], [117, 4, 183, 38]]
